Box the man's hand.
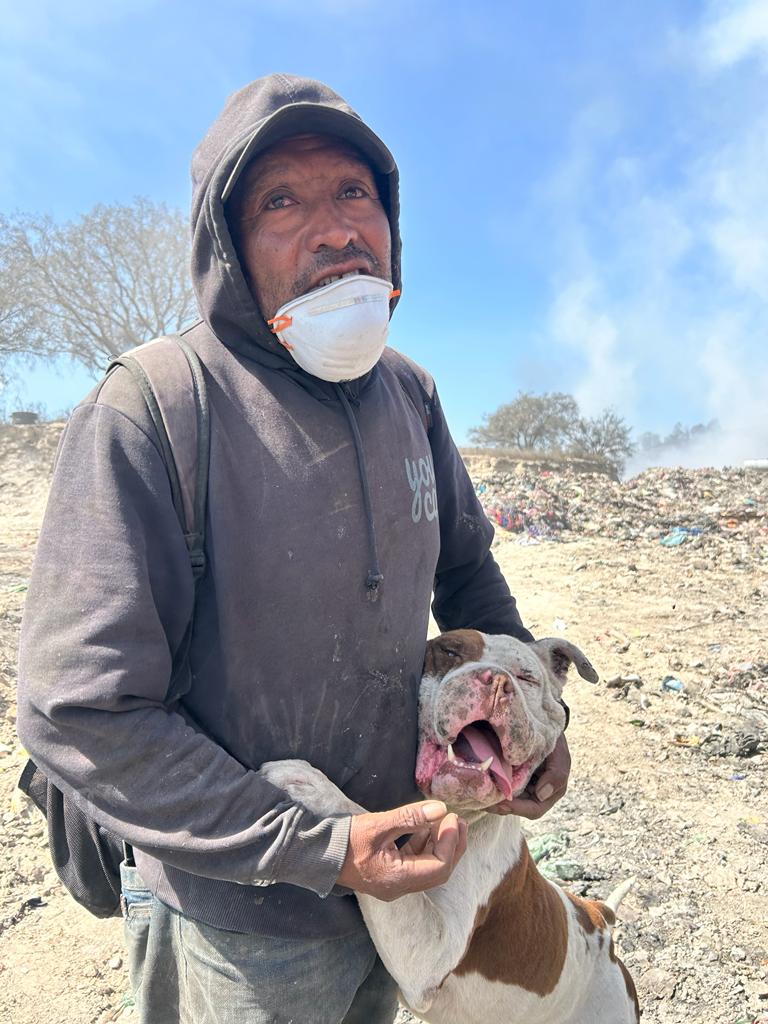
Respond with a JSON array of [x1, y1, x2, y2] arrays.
[[488, 733, 571, 820], [336, 800, 467, 901]]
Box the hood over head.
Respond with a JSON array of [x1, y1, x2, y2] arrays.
[[190, 73, 402, 371]]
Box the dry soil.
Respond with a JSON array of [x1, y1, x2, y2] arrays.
[[0, 425, 766, 1024]]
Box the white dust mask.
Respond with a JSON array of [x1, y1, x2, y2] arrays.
[[267, 274, 398, 382]]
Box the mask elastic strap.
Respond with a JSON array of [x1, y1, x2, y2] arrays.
[[267, 314, 292, 334]]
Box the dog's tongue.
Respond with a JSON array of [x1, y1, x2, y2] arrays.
[[460, 725, 513, 800]]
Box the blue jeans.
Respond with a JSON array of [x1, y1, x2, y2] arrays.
[[120, 862, 398, 1024]]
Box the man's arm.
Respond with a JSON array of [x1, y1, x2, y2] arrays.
[[17, 400, 350, 896], [426, 381, 571, 817], [428, 385, 532, 639]]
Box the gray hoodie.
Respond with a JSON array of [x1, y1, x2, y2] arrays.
[[16, 74, 531, 937]]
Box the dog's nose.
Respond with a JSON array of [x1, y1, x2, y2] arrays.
[[489, 672, 514, 694]]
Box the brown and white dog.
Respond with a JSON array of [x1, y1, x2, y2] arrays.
[[260, 630, 640, 1023]]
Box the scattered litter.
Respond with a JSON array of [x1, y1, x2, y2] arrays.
[[472, 464, 767, 553], [661, 676, 685, 694], [546, 859, 585, 881], [528, 832, 570, 864], [673, 734, 702, 747], [660, 526, 701, 547]]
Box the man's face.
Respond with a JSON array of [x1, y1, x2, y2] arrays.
[[228, 134, 392, 321]]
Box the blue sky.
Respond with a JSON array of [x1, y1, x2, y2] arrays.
[[3, 0, 768, 463]]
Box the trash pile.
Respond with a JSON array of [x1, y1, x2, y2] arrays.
[[473, 462, 768, 552]]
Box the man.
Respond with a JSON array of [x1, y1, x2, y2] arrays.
[[17, 74, 570, 1023]]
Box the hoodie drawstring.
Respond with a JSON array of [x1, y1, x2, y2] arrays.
[[335, 384, 384, 599]]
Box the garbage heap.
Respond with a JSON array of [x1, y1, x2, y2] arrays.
[[473, 463, 768, 551]]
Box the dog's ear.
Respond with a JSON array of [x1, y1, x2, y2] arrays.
[[423, 630, 485, 677], [529, 638, 599, 688]]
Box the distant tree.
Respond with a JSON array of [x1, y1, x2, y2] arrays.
[[467, 391, 580, 450], [638, 430, 662, 452], [568, 409, 635, 474], [637, 419, 721, 454], [665, 422, 689, 447], [2, 199, 197, 376], [0, 216, 42, 382]]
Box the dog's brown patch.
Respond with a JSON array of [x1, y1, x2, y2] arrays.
[[566, 891, 615, 934], [454, 841, 568, 996], [609, 938, 641, 1022], [424, 630, 486, 679]]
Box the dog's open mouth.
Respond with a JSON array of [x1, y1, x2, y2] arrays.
[[446, 721, 531, 801]]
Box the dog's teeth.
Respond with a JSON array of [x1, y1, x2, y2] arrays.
[[479, 756, 493, 772], [447, 743, 456, 762]]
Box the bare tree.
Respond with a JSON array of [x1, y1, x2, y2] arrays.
[[0, 216, 46, 382], [468, 392, 580, 450], [3, 199, 197, 376], [568, 409, 635, 473]]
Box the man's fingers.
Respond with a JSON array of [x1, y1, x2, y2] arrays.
[[431, 813, 464, 865], [378, 799, 448, 842], [533, 761, 569, 803], [341, 805, 468, 899], [398, 812, 465, 891], [401, 825, 433, 857], [452, 816, 468, 865], [495, 733, 572, 820], [503, 780, 566, 820]]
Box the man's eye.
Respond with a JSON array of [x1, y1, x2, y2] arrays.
[[264, 193, 295, 210], [339, 185, 367, 200]]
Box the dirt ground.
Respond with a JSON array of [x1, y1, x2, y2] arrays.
[[0, 424, 766, 1024]]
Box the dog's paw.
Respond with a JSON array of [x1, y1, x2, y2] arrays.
[[258, 759, 363, 817]]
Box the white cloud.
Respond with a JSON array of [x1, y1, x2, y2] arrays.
[[624, 318, 768, 473], [550, 278, 636, 417], [699, 125, 768, 299], [540, 65, 768, 470], [699, 318, 768, 439], [698, 0, 768, 71]]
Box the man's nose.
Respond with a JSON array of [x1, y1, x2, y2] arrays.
[[305, 199, 359, 252]]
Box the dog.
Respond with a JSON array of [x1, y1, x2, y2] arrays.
[[260, 630, 640, 1023]]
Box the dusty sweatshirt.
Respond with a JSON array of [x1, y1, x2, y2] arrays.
[[16, 74, 532, 937]]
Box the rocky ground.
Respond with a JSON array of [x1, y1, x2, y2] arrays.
[[0, 424, 766, 1024]]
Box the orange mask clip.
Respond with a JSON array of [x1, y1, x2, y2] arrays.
[[267, 314, 293, 334], [389, 289, 401, 299]]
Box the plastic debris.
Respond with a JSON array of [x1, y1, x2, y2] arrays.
[[547, 860, 585, 881], [528, 831, 570, 864], [673, 734, 702, 747], [468, 462, 767, 550], [661, 676, 685, 693], [660, 526, 700, 547]]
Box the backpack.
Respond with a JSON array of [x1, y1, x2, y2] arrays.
[[17, 334, 210, 917], [17, 336, 432, 918]]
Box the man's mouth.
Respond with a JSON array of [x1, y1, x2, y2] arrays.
[[309, 267, 367, 292], [444, 721, 532, 801]]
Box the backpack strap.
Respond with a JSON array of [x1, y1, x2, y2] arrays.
[[392, 363, 433, 435], [107, 335, 209, 581], [106, 335, 210, 708]]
